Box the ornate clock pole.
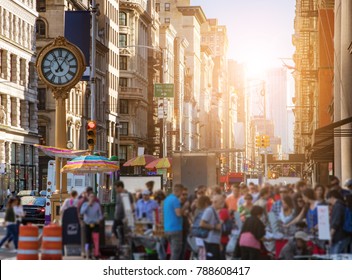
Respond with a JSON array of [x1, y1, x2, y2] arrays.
[[36, 37, 85, 219]]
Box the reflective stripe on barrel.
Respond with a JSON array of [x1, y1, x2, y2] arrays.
[[17, 224, 39, 260], [41, 224, 62, 260]]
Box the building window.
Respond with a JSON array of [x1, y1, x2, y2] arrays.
[[19, 59, 26, 84], [119, 33, 127, 47], [120, 99, 129, 114], [0, 50, 2, 76], [38, 126, 47, 145], [120, 122, 128, 136], [119, 56, 127, 70], [36, 0, 46, 12], [165, 18, 170, 24], [119, 77, 128, 87], [119, 12, 127, 26], [10, 54, 16, 82], [155, 3, 160, 12], [37, 88, 46, 110], [36, 19, 46, 37], [119, 145, 127, 161], [165, 3, 170, 11]]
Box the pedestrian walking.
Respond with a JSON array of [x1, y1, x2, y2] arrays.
[[163, 184, 185, 260], [200, 194, 224, 260], [113, 181, 134, 245], [0, 197, 18, 250], [80, 193, 103, 259]]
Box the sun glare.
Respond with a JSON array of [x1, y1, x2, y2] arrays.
[[233, 45, 280, 79]]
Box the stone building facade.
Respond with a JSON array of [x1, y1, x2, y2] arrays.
[[0, 0, 39, 197]]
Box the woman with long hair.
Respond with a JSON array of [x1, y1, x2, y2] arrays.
[[238, 206, 266, 260], [286, 188, 320, 234], [314, 184, 326, 205], [0, 197, 18, 250]]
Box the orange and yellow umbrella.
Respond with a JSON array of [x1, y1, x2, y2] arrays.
[[145, 157, 172, 169], [123, 154, 157, 167]]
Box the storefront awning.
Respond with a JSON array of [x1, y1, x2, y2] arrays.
[[311, 116, 352, 161]]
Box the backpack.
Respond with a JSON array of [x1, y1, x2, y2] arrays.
[[343, 207, 352, 234], [343, 193, 352, 233], [190, 210, 210, 238], [222, 218, 235, 236]]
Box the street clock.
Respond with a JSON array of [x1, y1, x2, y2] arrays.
[[36, 36, 85, 92]]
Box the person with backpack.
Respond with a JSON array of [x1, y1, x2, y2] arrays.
[[219, 197, 234, 259], [326, 190, 351, 254], [199, 194, 224, 260]]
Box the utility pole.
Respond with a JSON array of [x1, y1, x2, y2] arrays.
[[262, 81, 268, 183], [162, 48, 167, 158], [90, 0, 97, 122], [90, 0, 97, 193]]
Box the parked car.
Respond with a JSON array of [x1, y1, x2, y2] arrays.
[[17, 190, 39, 197], [39, 190, 47, 197], [21, 196, 46, 224]]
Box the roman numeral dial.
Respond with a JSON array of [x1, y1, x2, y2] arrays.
[[40, 47, 80, 86]]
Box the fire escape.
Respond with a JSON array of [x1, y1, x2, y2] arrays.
[[293, 0, 318, 154]]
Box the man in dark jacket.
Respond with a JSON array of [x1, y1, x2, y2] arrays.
[[327, 190, 351, 254]]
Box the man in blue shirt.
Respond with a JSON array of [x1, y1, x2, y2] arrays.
[[136, 190, 158, 223], [163, 184, 184, 259]]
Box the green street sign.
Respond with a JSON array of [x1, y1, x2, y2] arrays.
[[154, 83, 174, 98]]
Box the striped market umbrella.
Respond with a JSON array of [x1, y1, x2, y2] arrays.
[[145, 157, 172, 169], [34, 144, 90, 159], [123, 154, 157, 167], [61, 154, 119, 174]]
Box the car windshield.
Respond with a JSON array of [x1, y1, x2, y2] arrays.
[[21, 197, 46, 207], [18, 190, 32, 196]]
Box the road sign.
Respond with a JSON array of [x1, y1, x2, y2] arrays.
[[154, 83, 174, 98]]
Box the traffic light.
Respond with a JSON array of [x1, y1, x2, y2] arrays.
[[264, 135, 270, 148], [87, 120, 97, 151], [255, 136, 261, 147], [260, 135, 266, 148]]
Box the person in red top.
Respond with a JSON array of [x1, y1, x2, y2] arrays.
[[219, 201, 231, 260]]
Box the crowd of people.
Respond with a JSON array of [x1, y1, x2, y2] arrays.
[[117, 176, 352, 260], [1, 176, 351, 261]]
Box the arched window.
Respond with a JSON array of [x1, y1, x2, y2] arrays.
[[119, 12, 127, 26], [36, 19, 46, 37]]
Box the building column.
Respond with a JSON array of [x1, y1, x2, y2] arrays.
[[11, 97, 20, 127], [340, 0, 352, 181], [20, 100, 29, 130], [334, 0, 342, 179], [5, 95, 11, 126]]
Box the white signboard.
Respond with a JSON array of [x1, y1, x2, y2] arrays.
[[317, 205, 330, 240]]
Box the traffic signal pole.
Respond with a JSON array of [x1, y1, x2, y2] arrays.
[[263, 82, 268, 183]]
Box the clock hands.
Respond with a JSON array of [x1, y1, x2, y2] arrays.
[[55, 51, 70, 73], [52, 53, 63, 73]]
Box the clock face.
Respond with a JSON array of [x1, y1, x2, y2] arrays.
[[41, 48, 78, 85]]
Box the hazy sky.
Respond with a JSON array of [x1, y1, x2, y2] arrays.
[[191, 0, 296, 69]]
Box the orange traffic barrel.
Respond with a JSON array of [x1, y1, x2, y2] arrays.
[[41, 224, 62, 260], [17, 224, 39, 260]]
